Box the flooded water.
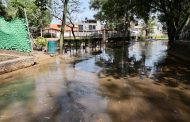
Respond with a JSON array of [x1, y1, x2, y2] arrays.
[[0, 40, 190, 122]]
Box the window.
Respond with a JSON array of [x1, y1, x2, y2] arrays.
[[89, 25, 96, 31], [79, 25, 83, 32], [89, 25, 93, 30], [93, 25, 96, 30]]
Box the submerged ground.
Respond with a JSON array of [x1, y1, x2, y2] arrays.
[[0, 40, 190, 122]]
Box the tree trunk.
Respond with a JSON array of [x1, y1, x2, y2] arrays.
[[71, 27, 76, 39], [59, 0, 68, 55], [40, 28, 43, 37], [40, 10, 45, 37], [167, 24, 176, 48], [167, 33, 175, 50], [145, 29, 148, 37], [24, 8, 33, 51], [175, 33, 180, 40]]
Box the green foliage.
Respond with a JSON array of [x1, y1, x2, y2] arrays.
[[91, 0, 135, 32], [1, 0, 52, 36], [35, 36, 47, 47], [142, 18, 156, 37], [90, 0, 190, 43], [0, 2, 6, 16], [153, 0, 190, 42], [35, 0, 50, 11], [0, 1, 12, 20]]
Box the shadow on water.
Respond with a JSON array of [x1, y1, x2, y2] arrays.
[[91, 40, 190, 87], [100, 79, 190, 122], [154, 56, 190, 87], [0, 81, 87, 122], [28, 80, 87, 122]]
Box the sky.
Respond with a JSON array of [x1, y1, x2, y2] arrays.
[[51, 0, 97, 24], [79, 0, 97, 19]]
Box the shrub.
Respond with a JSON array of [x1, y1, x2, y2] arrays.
[[34, 36, 47, 50]]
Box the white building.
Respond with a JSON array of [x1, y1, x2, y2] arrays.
[[75, 19, 103, 37], [130, 19, 167, 39], [78, 19, 102, 32], [44, 19, 103, 38]]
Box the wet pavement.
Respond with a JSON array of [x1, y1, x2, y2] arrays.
[[0, 40, 190, 122]]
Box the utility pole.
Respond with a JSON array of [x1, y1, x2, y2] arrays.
[[60, 0, 68, 55]]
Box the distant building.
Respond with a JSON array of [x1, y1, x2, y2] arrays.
[[151, 20, 166, 37], [78, 19, 102, 32], [43, 19, 103, 38], [130, 19, 167, 39], [43, 24, 61, 38], [130, 22, 144, 38], [43, 24, 78, 38]]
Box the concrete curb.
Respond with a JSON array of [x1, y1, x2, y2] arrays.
[[0, 50, 37, 75], [0, 57, 35, 75], [0, 55, 35, 75]]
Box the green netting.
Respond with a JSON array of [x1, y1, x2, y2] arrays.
[[0, 17, 32, 52]]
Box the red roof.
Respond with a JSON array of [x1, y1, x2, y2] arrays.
[[49, 24, 61, 31], [45, 24, 79, 32]]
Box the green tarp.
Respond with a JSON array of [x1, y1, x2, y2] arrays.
[[0, 17, 32, 52]]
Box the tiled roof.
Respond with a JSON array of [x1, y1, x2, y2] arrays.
[[49, 24, 61, 31], [45, 24, 79, 32]]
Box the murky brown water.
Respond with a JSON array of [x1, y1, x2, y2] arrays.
[[0, 40, 190, 122]]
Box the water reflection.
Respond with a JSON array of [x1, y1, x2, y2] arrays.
[[129, 41, 168, 78], [93, 40, 168, 79]]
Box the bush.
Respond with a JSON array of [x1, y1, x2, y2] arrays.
[[34, 36, 47, 50]]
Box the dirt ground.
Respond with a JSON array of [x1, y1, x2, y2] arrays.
[[0, 55, 18, 62]]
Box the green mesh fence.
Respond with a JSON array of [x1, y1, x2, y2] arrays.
[[0, 17, 32, 52]]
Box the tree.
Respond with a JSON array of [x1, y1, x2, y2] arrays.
[[142, 17, 156, 37], [149, 0, 190, 45], [60, 0, 68, 54], [90, 0, 135, 36], [52, 0, 81, 54], [3, 0, 52, 37], [66, 0, 81, 39], [34, 0, 51, 36], [90, 0, 190, 47], [0, 0, 7, 18], [35, 0, 49, 11]]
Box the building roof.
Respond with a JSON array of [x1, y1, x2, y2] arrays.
[[44, 24, 79, 32], [49, 24, 61, 31]]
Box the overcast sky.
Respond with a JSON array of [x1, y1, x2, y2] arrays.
[[51, 0, 97, 24]]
